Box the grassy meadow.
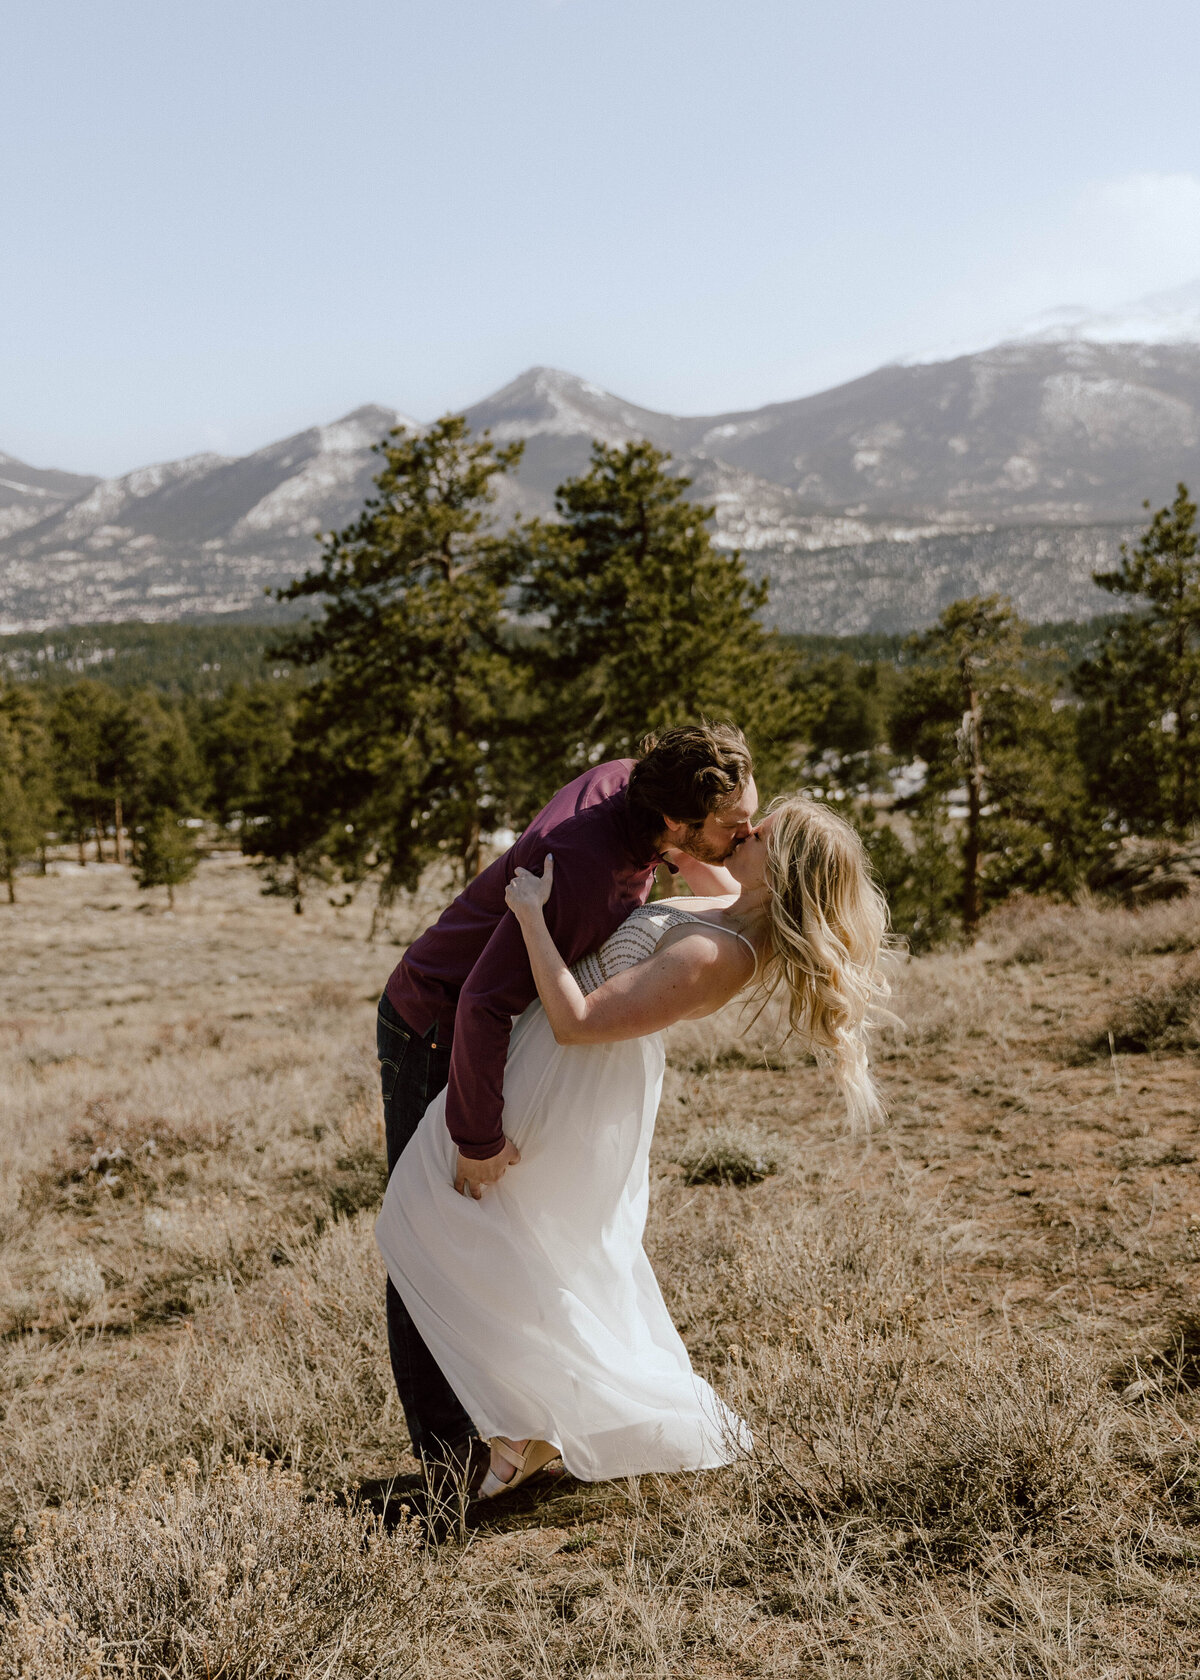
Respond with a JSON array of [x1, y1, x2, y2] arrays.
[[2, 853, 1199, 1677]]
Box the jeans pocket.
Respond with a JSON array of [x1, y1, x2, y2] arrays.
[[378, 1015, 412, 1104], [380, 1055, 404, 1104]]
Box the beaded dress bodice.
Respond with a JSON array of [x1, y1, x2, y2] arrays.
[[570, 901, 755, 997]]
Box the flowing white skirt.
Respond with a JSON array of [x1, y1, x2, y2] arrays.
[[375, 1001, 751, 1482]]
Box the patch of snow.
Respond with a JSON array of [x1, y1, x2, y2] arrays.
[[1038, 373, 1197, 447], [1019, 277, 1200, 346], [55, 454, 231, 540], [1001, 456, 1039, 490], [890, 759, 927, 799], [316, 412, 409, 454], [232, 451, 367, 535]]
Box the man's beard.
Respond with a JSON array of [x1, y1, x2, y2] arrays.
[[676, 824, 737, 867]]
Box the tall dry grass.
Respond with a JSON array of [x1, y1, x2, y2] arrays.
[[2, 861, 1199, 1676]]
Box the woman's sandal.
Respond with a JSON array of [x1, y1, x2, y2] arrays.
[[476, 1437, 562, 1500]]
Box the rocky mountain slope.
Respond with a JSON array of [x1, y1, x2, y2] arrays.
[[0, 407, 413, 630], [5, 302, 1200, 633], [0, 453, 97, 543]]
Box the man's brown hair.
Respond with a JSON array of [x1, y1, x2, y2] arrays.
[[626, 721, 753, 844]]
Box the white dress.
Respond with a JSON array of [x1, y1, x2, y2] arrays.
[[374, 902, 753, 1482]]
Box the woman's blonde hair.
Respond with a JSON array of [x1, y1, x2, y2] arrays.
[[758, 794, 893, 1128]]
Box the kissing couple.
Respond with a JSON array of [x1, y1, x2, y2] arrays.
[[373, 722, 889, 1523]]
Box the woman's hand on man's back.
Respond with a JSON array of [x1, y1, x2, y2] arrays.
[[505, 856, 554, 921]]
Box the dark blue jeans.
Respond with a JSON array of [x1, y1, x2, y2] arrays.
[[377, 991, 475, 1462]]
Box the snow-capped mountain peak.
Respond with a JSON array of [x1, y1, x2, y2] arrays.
[[314, 404, 417, 455], [7, 329, 1200, 635], [1016, 277, 1200, 348], [466, 366, 684, 448]]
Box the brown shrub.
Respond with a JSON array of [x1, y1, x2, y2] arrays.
[[1099, 958, 1200, 1055], [991, 892, 1200, 968], [2, 1457, 432, 1680]]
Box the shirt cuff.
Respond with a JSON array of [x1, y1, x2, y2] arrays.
[[452, 1133, 509, 1161]]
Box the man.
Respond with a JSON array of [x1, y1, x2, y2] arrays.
[[373, 722, 757, 1517]]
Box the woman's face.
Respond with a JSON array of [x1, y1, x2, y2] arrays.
[[725, 812, 777, 891]]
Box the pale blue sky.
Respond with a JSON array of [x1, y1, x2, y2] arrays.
[[4, 0, 1200, 474]]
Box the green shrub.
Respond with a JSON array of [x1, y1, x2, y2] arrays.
[[674, 1120, 786, 1186]]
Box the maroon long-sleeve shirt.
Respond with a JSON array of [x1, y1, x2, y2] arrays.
[[384, 760, 661, 1160]]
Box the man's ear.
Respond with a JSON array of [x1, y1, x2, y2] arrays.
[[659, 814, 687, 846]]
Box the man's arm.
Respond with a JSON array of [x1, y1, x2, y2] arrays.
[[444, 833, 630, 1166], [444, 909, 540, 1164], [660, 847, 740, 898]]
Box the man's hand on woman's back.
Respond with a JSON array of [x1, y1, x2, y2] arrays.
[[454, 1138, 521, 1199]]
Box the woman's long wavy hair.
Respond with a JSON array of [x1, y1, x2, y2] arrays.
[[757, 795, 894, 1128]]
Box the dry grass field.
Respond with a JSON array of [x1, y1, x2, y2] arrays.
[[2, 852, 1199, 1677]]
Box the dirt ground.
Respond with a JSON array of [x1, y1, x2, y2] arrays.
[[2, 855, 1198, 1677]]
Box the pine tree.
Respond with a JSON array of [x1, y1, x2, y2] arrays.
[[852, 804, 960, 954], [133, 692, 208, 823], [258, 416, 527, 902], [198, 679, 302, 828], [134, 808, 199, 908], [785, 648, 900, 799], [514, 440, 789, 786], [1078, 484, 1200, 835], [891, 596, 1089, 939], [47, 683, 207, 867], [0, 686, 53, 903], [47, 682, 111, 863]]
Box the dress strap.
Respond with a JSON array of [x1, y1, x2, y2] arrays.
[[661, 906, 759, 984], [704, 922, 760, 983]]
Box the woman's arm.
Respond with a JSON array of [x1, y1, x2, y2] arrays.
[[504, 859, 751, 1044], [659, 847, 740, 898]]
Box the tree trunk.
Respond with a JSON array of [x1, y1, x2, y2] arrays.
[[38, 842, 47, 876], [1170, 630, 1195, 835], [167, 879, 175, 910], [78, 832, 87, 867], [462, 813, 482, 884], [5, 866, 14, 905], [114, 797, 126, 866], [1176, 715, 1192, 834], [963, 774, 982, 939], [93, 811, 105, 863], [960, 681, 984, 940]]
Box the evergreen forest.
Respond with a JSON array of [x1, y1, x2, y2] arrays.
[[2, 420, 1197, 947]]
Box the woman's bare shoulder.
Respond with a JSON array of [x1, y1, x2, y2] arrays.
[[653, 919, 755, 987]]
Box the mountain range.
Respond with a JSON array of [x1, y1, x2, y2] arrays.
[[5, 282, 1200, 636]]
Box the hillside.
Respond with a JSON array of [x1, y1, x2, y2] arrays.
[[0, 451, 97, 542], [0, 407, 410, 632], [4, 308, 1200, 633]]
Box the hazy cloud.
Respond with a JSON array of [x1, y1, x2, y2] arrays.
[[1065, 171, 1200, 301]]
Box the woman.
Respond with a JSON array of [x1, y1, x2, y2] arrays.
[[375, 795, 890, 1497]]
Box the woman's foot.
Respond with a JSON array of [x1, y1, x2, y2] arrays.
[[477, 1437, 562, 1500], [489, 1437, 529, 1487]]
